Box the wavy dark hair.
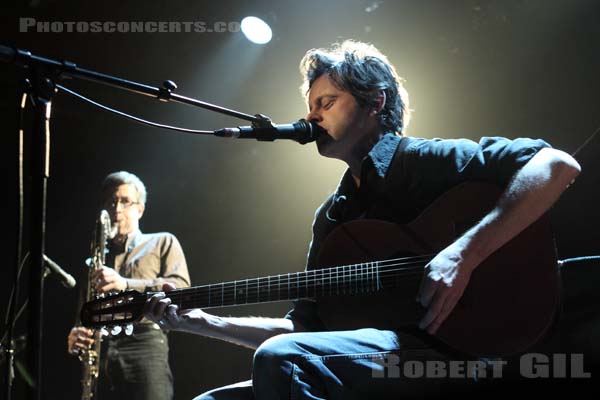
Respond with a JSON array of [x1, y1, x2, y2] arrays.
[[300, 40, 411, 135]]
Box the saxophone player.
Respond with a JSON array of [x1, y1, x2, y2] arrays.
[[67, 171, 191, 400]]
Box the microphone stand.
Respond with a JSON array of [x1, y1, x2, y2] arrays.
[[0, 45, 285, 400]]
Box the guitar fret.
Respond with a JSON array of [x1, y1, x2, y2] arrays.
[[305, 270, 308, 297], [371, 262, 375, 292], [315, 270, 319, 297], [256, 278, 260, 302], [359, 264, 363, 294], [362, 263, 366, 294], [369, 262, 373, 292], [355, 264, 358, 294], [277, 274, 281, 301], [262, 277, 269, 302], [224, 282, 235, 306], [370, 263, 374, 291], [344, 265, 348, 295], [346, 265, 350, 295], [247, 278, 254, 304], [296, 271, 302, 298], [254, 278, 260, 303], [352, 264, 356, 295]]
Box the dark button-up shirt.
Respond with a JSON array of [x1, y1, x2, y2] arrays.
[[286, 134, 550, 331]]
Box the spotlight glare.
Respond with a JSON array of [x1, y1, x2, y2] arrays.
[[241, 16, 272, 44]]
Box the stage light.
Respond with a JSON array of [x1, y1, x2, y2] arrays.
[[241, 16, 272, 44]]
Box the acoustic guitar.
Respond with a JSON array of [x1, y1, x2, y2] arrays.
[[80, 182, 560, 357]]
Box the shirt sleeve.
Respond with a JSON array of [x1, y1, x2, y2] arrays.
[[463, 137, 552, 184], [284, 299, 326, 331], [127, 233, 191, 292], [396, 137, 550, 197], [404, 136, 551, 188], [158, 234, 191, 289]]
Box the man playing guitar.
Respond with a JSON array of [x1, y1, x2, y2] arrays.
[[137, 40, 581, 398]]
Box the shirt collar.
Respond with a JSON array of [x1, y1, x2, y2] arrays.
[[126, 229, 142, 251], [110, 229, 142, 253], [335, 132, 403, 196], [367, 132, 402, 178]]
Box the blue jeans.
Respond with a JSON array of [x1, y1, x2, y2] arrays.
[[100, 326, 174, 400], [195, 328, 469, 400]]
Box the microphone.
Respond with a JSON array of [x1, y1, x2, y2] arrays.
[[43, 254, 77, 289], [214, 118, 324, 144]]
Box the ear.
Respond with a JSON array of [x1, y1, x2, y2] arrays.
[[370, 90, 386, 116], [137, 203, 145, 219]]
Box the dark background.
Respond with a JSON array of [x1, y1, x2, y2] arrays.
[[1, 0, 599, 398]]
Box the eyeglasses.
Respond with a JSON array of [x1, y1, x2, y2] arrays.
[[107, 198, 139, 209]]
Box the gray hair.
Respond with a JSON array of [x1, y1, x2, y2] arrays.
[[102, 171, 147, 205]]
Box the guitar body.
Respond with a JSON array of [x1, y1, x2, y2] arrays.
[[315, 182, 560, 357]]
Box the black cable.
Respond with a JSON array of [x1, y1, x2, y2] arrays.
[[3, 253, 30, 331], [4, 85, 29, 400], [55, 84, 214, 135], [571, 125, 600, 158]]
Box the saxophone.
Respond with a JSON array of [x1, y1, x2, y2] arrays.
[[80, 209, 114, 400]]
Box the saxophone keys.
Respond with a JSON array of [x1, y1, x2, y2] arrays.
[[110, 325, 122, 336], [124, 324, 134, 336]]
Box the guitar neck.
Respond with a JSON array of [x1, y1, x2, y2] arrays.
[[165, 258, 426, 309]]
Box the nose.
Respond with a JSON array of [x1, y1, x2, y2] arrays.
[[113, 202, 126, 212], [306, 109, 322, 124]]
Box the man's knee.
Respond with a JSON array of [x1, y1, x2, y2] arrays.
[[253, 332, 310, 379], [254, 334, 294, 367]]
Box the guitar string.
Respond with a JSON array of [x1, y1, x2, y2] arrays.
[[88, 254, 435, 319], [142, 256, 432, 307]]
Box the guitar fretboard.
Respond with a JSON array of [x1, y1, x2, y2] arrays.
[[166, 257, 427, 310], [82, 256, 430, 328]]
